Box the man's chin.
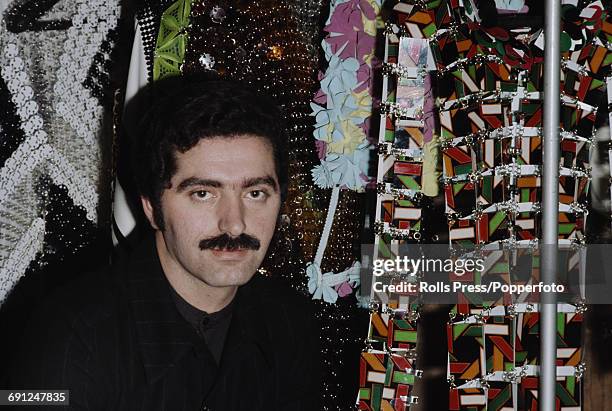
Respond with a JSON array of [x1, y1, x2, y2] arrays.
[[200, 270, 257, 288]]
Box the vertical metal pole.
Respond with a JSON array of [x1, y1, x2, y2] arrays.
[[540, 0, 561, 409]]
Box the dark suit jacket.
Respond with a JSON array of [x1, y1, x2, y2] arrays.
[[7, 237, 322, 410]]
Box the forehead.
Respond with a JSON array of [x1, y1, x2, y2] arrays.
[[172, 135, 277, 181]]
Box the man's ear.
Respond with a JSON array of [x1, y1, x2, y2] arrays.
[[141, 196, 159, 230]]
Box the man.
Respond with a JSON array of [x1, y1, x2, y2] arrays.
[[8, 76, 322, 410]]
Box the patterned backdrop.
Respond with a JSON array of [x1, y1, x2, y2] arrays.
[[359, 0, 610, 410]]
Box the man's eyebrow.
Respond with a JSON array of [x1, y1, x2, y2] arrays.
[[242, 176, 278, 192], [176, 177, 222, 192]]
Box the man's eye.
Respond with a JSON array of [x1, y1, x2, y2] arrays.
[[191, 190, 211, 200], [247, 190, 267, 200]]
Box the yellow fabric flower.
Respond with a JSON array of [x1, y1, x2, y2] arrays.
[[322, 122, 335, 143], [361, 2, 378, 37], [350, 88, 372, 120], [328, 119, 366, 154]]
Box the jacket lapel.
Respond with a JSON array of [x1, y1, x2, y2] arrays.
[[124, 236, 202, 385], [206, 277, 276, 409], [220, 278, 274, 364]]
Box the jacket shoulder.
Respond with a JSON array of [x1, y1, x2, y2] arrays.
[[7, 264, 129, 401], [37, 264, 125, 327]]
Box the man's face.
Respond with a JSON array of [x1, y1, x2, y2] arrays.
[[142, 135, 281, 288]]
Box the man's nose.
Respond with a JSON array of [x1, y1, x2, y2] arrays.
[[217, 195, 246, 236]]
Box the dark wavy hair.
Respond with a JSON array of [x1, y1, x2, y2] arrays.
[[124, 74, 287, 230]]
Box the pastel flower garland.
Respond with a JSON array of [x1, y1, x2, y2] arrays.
[[310, 0, 380, 191], [307, 0, 380, 303]]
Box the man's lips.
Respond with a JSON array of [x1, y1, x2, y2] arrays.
[[209, 248, 249, 260]]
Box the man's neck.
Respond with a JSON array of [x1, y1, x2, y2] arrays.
[[154, 232, 237, 313]]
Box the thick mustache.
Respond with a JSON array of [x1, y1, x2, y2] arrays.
[[199, 233, 260, 251]]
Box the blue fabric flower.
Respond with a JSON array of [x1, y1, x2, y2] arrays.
[[311, 151, 369, 190], [307, 261, 362, 304], [320, 41, 359, 98]]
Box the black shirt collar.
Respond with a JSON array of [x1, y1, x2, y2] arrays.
[[169, 286, 235, 338], [169, 286, 235, 364]]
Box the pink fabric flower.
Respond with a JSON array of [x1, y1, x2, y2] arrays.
[[315, 140, 327, 160], [313, 88, 327, 105], [359, 115, 371, 139], [325, 1, 363, 36], [335, 281, 354, 297], [358, 0, 377, 20], [354, 58, 373, 93], [324, 1, 376, 63]]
